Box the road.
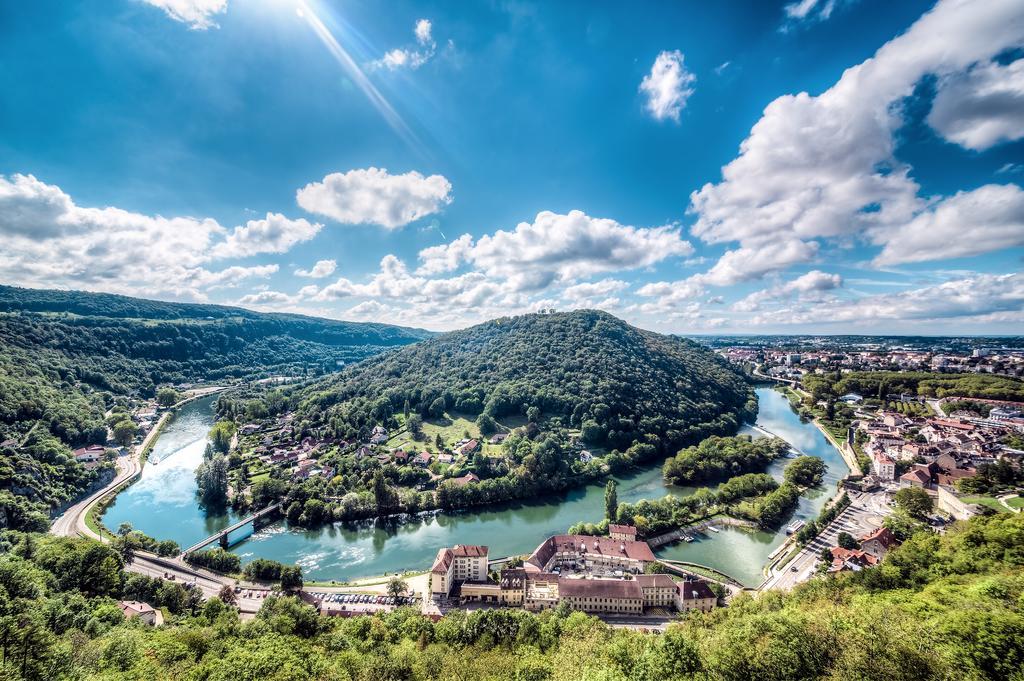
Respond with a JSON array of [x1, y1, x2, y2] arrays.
[[50, 412, 164, 540], [761, 491, 888, 591]]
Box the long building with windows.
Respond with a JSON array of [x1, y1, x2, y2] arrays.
[[430, 544, 489, 597], [524, 534, 656, 574]]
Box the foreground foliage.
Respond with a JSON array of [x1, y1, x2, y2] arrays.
[[1, 512, 1022, 680]]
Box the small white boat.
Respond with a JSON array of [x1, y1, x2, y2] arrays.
[[707, 526, 720, 533], [683, 535, 694, 543]]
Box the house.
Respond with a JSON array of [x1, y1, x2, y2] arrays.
[[118, 600, 163, 626], [859, 527, 899, 560], [457, 439, 480, 457], [489, 433, 508, 445], [392, 449, 409, 464], [369, 425, 388, 445], [414, 451, 432, 467], [430, 545, 489, 597], [354, 446, 373, 459], [677, 578, 718, 613], [450, 472, 480, 487], [239, 423, 260, 436], [578, 450, 593, 463], [827, 547, 878, 573], [73, 445, 106, 463], [871, 452, 896, 480], [899, 467, 931, 489], [437, 453, 454, 465], [608, 524, 637, 542]]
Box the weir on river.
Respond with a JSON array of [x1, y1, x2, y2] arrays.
[[102, 388, 852, 587]]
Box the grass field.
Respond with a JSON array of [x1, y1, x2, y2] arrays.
[[388, 412, 525, 455], [961, 495, 1011, 514], [1004, 495, 1024, 509]]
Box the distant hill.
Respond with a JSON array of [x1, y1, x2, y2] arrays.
[[299, 309, 756, 453], [0, 284, 429, 529]]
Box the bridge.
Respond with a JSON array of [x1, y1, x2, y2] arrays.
[[748, 424, 809, 458], [182, 501, 283, 556]]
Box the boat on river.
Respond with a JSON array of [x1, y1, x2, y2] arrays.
[[707, 526, 720, 533], [786, 520, 805, 535]]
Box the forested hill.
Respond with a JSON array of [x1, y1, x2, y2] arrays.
[[0, 285, 428, 529], [299, 309, 756, 453]]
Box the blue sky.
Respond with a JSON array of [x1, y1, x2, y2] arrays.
[[1, 0, 1022, 334]]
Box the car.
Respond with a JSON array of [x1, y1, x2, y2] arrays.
[[791, 565, 799, 572]]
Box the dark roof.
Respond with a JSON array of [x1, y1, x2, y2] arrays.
[[678, 579, 716, 601], [430, 548, 453, 575], [499, 568, 526, 590], [608, 524, 637, 537], [557, 578, 642, 600]]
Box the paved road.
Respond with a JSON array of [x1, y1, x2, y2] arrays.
[[50, 414, 163, 539], [762, 492, 887, 591]]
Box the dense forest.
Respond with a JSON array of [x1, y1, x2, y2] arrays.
[[662, 435, 789, 485], [1, 512, 1021, 680], [296, 310, 756, 454], [0, 285, 428, 529], [804, 370, 1024, 402]]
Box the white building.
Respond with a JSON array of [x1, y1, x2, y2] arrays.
[[430, 544, 489, 596]]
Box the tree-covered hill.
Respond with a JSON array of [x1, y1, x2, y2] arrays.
[[299, 309, 756, 453], [0, 284, 430, 528], [0, 511, 1021, 679]]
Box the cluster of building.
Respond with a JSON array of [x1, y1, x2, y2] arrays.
[[859, 404, 1023, 519], [722, 345, 1024, 380], [245, 414, 336, 482], [429, 525, 719, 617]]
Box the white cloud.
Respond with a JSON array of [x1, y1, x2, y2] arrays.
[[690, 0, 1024, 279], [212, 213, 321, 258], [755, 272, 1024, 326], [0, 173, 291, 301], [702, 240, 820, 286], [928, 58, 1024, 151], [733, 270, 842, 312], [874, 184, 1024, 265], [237, 289, 293, 306], [561, 279, 629, 304], [782, 0, 840, 28], [639, 50, 696, 122], [141, 0, 227, 30], [371, 19, 438, 71], [295, 259, 337, 278], [415, 19, 433, 45], [418, 210, 693, 291], [296, 168, 452, 230]]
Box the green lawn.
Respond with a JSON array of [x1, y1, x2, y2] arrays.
[[961, 495, 1011, 514], [1004, 495, 1024, 510]]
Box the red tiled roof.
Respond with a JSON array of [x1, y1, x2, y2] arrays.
[[452, 544, 488, 558], [635, 574, 675, 589], [608, 524, 637, 537], [860, 527, 899, 550], [525, 534, 655, 570], [900, 468, 931, 484], [431, 548, 453, 575]]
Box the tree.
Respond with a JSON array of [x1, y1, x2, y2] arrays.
[[894, 486, 933, 519], [476, 413, 497, 436], [429, 397, 447, 418], [209, 421, 236, 454], [837, 531, 858, 550], [784, 456, 827, 487], [116, 522, 133, 537], [407, 414, 424, 440], [195, 454, 229, 507], [604, 479, 618, 521], [387, 576, 408, 600], [218, 584, 238, 607], [280, 565, 303, 590], [112, 419, 137, 448], [435, 433, 445, 450], [156, 387, 180, 407]]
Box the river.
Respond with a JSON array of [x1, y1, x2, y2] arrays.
[[102, 387, 849, 586]]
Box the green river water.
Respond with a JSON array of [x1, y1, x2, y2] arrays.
[[103, 387, 849, 586]]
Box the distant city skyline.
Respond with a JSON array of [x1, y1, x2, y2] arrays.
[[1, 0, 1022, 334]]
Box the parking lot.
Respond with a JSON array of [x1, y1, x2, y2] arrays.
[[307, 591, 421, 616]]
